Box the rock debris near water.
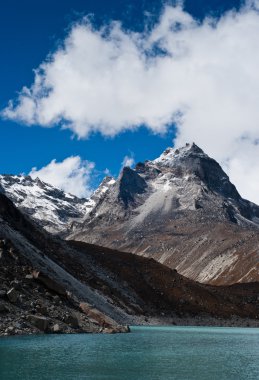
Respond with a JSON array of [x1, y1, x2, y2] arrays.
[[0, 236, 128, 336], [1, 182, 259, 337]]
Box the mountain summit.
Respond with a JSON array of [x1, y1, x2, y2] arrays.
[[69, 143, 259, 285], [71, 142, 259, 229]]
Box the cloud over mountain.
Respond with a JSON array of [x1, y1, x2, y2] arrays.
[[29, 156, 95, 197], [122, 155, 135, 168], [2, 1, 259, 202]]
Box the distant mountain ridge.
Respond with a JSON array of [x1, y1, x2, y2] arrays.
[[0, 174, 114, 234]]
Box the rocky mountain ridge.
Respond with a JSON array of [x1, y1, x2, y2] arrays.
[[0, 174, 115, 234], [69, 143, 259, 285]]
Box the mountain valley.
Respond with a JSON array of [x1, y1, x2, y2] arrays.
[[1, 192, 259, 335], [1, 143, 259, 336]]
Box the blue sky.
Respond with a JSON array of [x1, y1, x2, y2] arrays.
[[3, 0, 259, 202]]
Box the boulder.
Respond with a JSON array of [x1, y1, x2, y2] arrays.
[[0, 239, 7, 248], [25, 274, 33, 281], [32, 271, 67, 296], [64, 313, 79, 328], [7, 288, 18, 303], [10, 280, 20, 290], [27, 315, 49, 332], [52, 295, 60, 303], [102, 327, 116, 334], [102, 325, 130, 334], [80, 302, 116, 327], [5, 326, 15, 334], [52, 324, 61, 333]]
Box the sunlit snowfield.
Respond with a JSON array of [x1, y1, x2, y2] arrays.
[[0, 326, 259, 380]]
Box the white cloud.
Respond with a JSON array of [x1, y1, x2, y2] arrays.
[[3, 1, 259, 203], [122, 155, 135, 168], [29, 156, 95, 198]]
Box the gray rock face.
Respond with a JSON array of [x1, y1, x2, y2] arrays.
[[91, 176, 116, 203], [69, 143, 259, 285], [71, 142, 259, 233], [118, 167, 147, 207]]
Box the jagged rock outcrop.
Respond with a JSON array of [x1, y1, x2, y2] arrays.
[[118, 167, 147, 207], [69, 143, 259, 285]]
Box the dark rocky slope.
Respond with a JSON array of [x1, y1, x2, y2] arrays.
[[0, 194, 128, 336], [1, 193, 259, 336], [68, 241, 259, 326], [0, 239, 120, 336]]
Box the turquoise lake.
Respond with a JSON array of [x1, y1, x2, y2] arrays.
[[0, 326, 259, 380]]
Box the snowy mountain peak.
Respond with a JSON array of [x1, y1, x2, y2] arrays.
[[68, 144, 259, 286], [90, 143, 249, 215], [153, 143, 207, 166], [0, 174, 95, 233], [0, 173, 117, 234], [70, 143, 259, 241], [144, 142, 241, 201]]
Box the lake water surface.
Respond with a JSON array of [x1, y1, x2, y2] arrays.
[[0, 326, 259, 380]]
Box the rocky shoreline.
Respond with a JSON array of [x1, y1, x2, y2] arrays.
[[2, 311, 259, 338], [133, 315, 259, 328]]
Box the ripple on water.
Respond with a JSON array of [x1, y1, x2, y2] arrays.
[[0, 326, 259, 380]]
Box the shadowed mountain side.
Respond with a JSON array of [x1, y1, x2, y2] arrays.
[[1, 193, 259, 333], [68, 240, 259, 323]]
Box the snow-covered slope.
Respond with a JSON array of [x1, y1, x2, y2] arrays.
[[0, 174, 96, 233], [0, 174, 116, 234], [0, 174, 113, 235]]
